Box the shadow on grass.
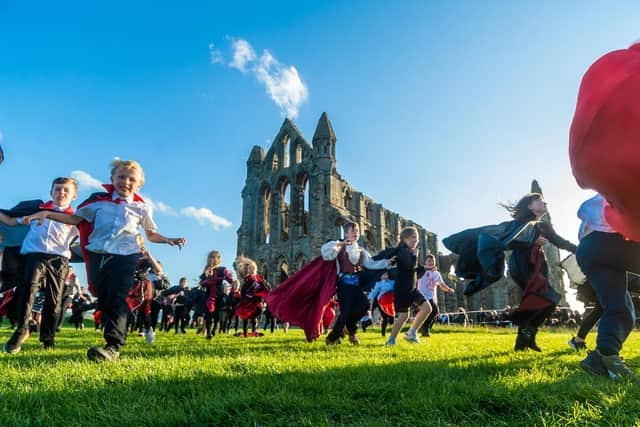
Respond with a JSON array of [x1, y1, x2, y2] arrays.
[[1, 354, 639, 427]]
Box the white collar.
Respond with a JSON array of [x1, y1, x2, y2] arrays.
[[112, 192, 134, 203]]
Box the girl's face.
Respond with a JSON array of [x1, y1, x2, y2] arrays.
[[380, 272, 389, 281], [403, 233, 418, 249], [528, 197, 547, 217], [425, 257, 436, 269], [111, 167, 143, 198], [248, 264, 257, 276], [345, 225, 359, 243]]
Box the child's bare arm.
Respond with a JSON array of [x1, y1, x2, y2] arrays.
[[0, 211, 18, 226], [23, 210, 83, 226], [145, 230, 186, 248], [438, 281, 455, 294]]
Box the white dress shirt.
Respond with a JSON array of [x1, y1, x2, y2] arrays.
[[75, 193, 157, 256], [20, 205, 79, 258]]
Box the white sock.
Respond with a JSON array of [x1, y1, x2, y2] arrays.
[[408, 327, 417, 336]]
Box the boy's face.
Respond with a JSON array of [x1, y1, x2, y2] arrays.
[[111, 167, 142, 198], [51, 183, 77, 207], [425, 257, 435, 269]]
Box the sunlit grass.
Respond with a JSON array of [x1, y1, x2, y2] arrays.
[[0, 324, 638, 426]]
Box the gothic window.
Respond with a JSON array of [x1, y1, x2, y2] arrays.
[[261, 185, 271, 244], [282, 136, 290, 168], [278, 259, 289, 284], [384, 212, 391, 228], [364, 230, 376, 251], [366, 202, 373, 220], [335, 217, 346, 240], [343, 189, 351, 210], [272, 154, 279, 171], [281, 180, 291, 241], [295, 144, 302, 164], [296, 173, 310, 236]]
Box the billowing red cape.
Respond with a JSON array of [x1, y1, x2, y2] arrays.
[[570, 42, 640, 241], [265, 257, 337, 342]]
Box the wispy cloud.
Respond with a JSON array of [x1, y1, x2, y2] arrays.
[[209, 37, 309, 119], [208, 42, 225, 65], [71, 170, 104, 191], [229, 39, 256, 72], [141, 194, 178, 216], [70, 170, 230, 229], [180, 206, 232, 230]]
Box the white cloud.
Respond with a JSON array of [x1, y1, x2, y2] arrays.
[[141, 193, 178, 216], [254, 50, 309, 119], [208, 42, 224, 64], [229, 39, 256, 72], [71, 170, 104, 191], [209, 38, 308, 119], [180, 206, 232, 230], [70, 170, 230, 231]]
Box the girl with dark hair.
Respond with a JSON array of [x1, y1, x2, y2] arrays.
[[443, 192, 577, 352], [321, 222, 394, 345]]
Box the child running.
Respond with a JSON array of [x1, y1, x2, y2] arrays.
[[24, 159, 185, 362]]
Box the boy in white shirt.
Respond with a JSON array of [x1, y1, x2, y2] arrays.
[[0, 177, 79, 353], [25, 160, 185, 362]]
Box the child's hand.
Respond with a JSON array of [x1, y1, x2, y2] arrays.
[[23, 211, 49, 226], [167, 237, 186, 249]]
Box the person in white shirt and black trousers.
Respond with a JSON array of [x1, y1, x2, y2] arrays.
[[25, 159, 185, 362]]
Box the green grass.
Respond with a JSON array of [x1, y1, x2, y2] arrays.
[[0, 324, 638, 426]]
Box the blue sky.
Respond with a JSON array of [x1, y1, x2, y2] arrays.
[[1, 1, 639, 305]]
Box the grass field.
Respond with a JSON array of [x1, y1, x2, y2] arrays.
[[0, 324, 638, 427]]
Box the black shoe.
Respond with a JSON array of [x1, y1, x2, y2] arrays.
[[3, 328, 30, 354], [40, 342, 55, 350], [515, 328, 541, 352], [580, 350, 609, 378], [87, 345, 119, 362]]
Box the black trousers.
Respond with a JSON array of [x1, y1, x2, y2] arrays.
[[89, 252, 137, 350], [421, 299, 439, 335], [174, 305, 189, 332], [13, 253, 69, 345], [576, 231, 640, 355], [577, 304, 603, 340], [328, 282, 369, 341], [149, 299, 162, 330], [56, 284, 75, 330]]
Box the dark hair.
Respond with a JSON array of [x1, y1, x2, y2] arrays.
[[50, 177, 78, 192], [426, 254, 436, 260], [343, 222, 358, 234], [499, 193, 542, 221]]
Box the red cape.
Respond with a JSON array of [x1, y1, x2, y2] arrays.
[[570, 42, 640, 241], [264, 256, 337, 342]]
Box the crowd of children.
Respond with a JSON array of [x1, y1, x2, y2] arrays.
[[2, 40, 640, 380]]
